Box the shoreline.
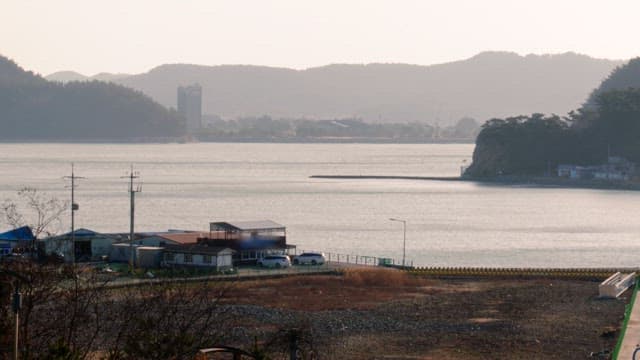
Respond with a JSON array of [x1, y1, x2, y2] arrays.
[[310, 174, 640, 191], [0, 138, 475, 145], [310, 175, 463, 181]]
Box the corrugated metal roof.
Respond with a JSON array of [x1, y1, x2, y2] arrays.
[[164, 244, 234, 255], [0, 226, 35, 241], [156, 232, 205, 244], [50, 228, 114, 239], [209, 220, 285, 232]]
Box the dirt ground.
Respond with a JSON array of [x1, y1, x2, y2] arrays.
[[220, 269, 628, 359]]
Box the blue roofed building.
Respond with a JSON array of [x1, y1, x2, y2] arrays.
[[43, 228, 119, 262], [0, 226, 35, 256]]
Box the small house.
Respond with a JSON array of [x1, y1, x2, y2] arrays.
[[161, 244, 234, 270]]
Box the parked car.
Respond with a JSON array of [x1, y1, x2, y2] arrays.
[[257, 255, 291, 268], [293, 252, 326, 265]]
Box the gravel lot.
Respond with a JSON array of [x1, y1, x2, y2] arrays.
[[218, 269, 629, 359]]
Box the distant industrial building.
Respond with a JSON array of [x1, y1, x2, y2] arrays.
[[177, 84, 202, 133]]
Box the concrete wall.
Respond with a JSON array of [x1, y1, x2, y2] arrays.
[[600, 272, 636, 298]]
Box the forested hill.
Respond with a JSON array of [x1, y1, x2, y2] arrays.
[[465, 57, 640, 178], [0, 56, 184, 141], [584, 58, 640, 108], [111, 52, 621, 125]]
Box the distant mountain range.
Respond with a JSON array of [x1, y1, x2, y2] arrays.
[[0, 55, 183, 140], [46, 51, 624, 125], [47, 71, 131, 83]]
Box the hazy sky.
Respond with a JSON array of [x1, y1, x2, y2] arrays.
[[2, 0, 639, 76]]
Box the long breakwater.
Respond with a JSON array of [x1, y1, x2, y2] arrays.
[[407, 267, 639, 280]]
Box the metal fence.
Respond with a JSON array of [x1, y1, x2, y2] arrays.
[[291, 249, 412, 268]]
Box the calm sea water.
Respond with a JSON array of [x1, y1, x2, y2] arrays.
[[1, 142, 639, 268]]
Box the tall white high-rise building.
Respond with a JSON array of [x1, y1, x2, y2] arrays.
[[177, 84, 202, 133]]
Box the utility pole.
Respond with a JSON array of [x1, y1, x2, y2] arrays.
[[12, 281, 21, 360], [64, 164, 84, 264], [122, 166, 141, 273], [2, 270, 27, 360]]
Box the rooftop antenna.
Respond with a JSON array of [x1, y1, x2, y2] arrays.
[[121, 165, 142, 273], [63, 163, 85, 264]]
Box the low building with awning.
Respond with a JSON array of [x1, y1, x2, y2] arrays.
[[199, 220, 295, 264], [161, 244, 234, 270]]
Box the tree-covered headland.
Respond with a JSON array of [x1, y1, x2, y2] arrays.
[[465, 58, 640, 178], [0, 55, 184, 140]]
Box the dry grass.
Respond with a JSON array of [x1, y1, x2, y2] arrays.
[[223, 268, 434, 311], [340, 267, 429, 287]]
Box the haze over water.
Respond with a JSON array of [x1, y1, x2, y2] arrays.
[[1, 142, 639, 268]]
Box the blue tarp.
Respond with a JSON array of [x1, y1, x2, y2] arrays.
[[0, 226, 35, 241]]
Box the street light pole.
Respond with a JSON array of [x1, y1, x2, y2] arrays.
[[389, 218, 406, 268]]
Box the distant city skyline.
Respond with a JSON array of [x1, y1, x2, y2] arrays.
[[2, 0, 639, 75]]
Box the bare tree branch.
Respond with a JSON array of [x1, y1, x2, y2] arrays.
[[0, 187, 68, 238]]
